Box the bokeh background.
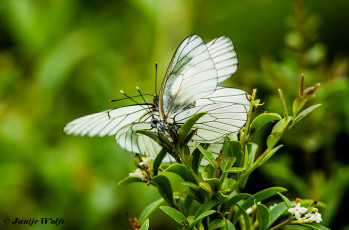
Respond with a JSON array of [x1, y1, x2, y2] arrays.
[[1, 0, 348, 229]]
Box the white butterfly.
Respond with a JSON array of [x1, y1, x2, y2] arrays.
[[64, 35, 250, 161]]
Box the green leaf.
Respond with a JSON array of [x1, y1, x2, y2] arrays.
[[267, 202, 288, 228], [299, 223, 331, 230], [277, 192, 292, 208], [246, 142, 258, 168], [239, 142, 258, 189], [164, 163, 196, 183], [224, 167, 245, 173], [199, 182, 213, 198], [202, 172, 221, 191], [233, 187, 287, 223], [139, 198, 165, 224], [260, 144, 283, 165], [236, 204, 251, 230], [266, 116, 291, 149], [136, 129, 164, 147], [267, 134, 280, 149], [153, 148, 168, 176], [117, 176, 143, 186], [250, 113, 282, 134], [292, 95, 315, 116], [222, 139, 243, 167], [222, 219, 237, 230], [160, 206, 188, 225], [291, 104, 322, 128], [256, 203, 270, 230], [271, 116, 292, 133], [278, 89, 288, 118], [225, 193, 253, 212], [194, 200, 219, 219], [246, 142, 258, 161], [178, 112, 207, 143], [219, 157, 236, 172], [197, 144, 217, 167], [139, 219, 149, 230], [192, 144, 205, 174], [181, 182, 200, 190], [191, 210, 216, 227], [208, 219, 226, 230], [153, 175, 174, 206], [181, 195, 194, 216]]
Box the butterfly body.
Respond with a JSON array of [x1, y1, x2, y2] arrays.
[[64, 35, 250, 160]]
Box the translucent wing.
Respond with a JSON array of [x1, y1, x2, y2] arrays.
[[63, 105, 151, 137], [171, 87, 250, 143], [159, 35, 237, 117], [206, 36, 238, 83], [115, 115, 174, 161], [115, 120, 162, 158]]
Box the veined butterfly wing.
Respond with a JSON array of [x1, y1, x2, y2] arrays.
[[63, 105, 152, 137], [171, 87, 250, 143], [159, 35, 237, 118]]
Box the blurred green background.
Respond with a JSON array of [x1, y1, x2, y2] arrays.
[[1, 0, 348, 229]]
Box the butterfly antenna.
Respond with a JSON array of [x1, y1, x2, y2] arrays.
[[119, 90, 147, 110], [155, 62, 158, 96], [136, 86, 155, 118], [110, 94, 154, 102]]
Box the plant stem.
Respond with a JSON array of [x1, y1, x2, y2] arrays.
[[228, 147, 271, 192], [269, 218, 291, 230]]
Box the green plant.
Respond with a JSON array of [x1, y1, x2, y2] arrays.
[[120, 76, 328, 230]]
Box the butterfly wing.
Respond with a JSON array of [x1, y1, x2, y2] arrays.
[[171, 87, 250, 143], [115, 119, 162, 158], [159, 35, 237, 118], [63, 105, 152, 137], [206, 36, 238, 83]]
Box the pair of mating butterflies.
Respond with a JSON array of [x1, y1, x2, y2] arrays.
[[64, 35, 250, 161]]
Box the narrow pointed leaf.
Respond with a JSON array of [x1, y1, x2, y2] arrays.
[[233, 187, 287, 223], [291, 104, 322, 128], [139, 198, 165, 224], [267, 203, 288, 228], [256, 203, 270, 230], [277, 192, 292, 208], [299, 224, 330, 230], [250, 113, 282, 134], [136, 129, 163, 147], [179, 112, 207, 142], [197, 144, 217, 167], [160, 206, 188, 225], [139, 219, 150, 230], [194, 200, 219, 219], [224, 167, 245, 173], [191, 210, 216, 227], [153, 175, 174, 206], [208, 219, 226, 230], [118, 176, 143, 186], [236, 204, 251, 230], [260, 144, 283, 165], [153, 148, 168, 176], [225, 193, 253, 212], [181, 182, 200, 190], [164, 163, 196, 183], [292, 95, 315, 116]]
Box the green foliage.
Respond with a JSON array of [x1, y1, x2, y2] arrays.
[[121, 83, 329, 229], [160, 206, 188, 226], [139, 219, 150, 230], [153, 175, 174, 207], [256, 203, 270, 230], [1, 0, 346, 229], [139, 198, 165, 224]]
